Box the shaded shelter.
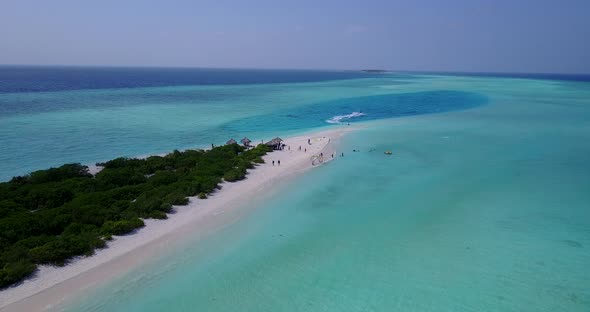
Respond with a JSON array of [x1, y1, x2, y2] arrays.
[[265, 137, 284, 150], [240, 137, 252, 147], [226, 138, 237, 145]]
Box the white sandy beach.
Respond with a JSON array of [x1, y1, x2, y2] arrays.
[[0, 126, 356, 312]]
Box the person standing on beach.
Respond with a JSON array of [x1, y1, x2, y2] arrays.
[[278, 160, 281, 166], [272, 160, 275, 166], [305, 148, 307, 153]]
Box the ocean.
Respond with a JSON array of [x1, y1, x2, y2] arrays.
[[1, 67, 589, 311]]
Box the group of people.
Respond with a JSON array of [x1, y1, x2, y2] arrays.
[[271, 136, 344, 167]]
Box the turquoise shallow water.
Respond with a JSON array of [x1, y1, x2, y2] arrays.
[[0, 74, 479, 181], [57, 75, 590, 311]]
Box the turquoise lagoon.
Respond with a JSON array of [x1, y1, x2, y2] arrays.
[[1, 70, 589, 311]]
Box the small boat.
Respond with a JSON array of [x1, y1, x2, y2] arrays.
[[384, 151, 392, 155]]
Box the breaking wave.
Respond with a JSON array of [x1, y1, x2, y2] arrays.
[[326, 111, 366, 124]]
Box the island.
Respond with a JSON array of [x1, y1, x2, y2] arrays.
[[0, 143, 271, 288], [360, 69, 389, 73]]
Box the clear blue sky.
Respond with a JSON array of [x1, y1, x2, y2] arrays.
[[1, 0, 589, 73]]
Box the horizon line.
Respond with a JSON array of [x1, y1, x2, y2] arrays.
[[1, 63, 589, 77]]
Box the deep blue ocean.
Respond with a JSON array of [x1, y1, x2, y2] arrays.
[[0, 66, 388, 94], [1, 66, 589, 311], [2, 65, 588, 95]]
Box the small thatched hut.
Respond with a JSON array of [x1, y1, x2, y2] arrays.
[[226, 138, 237, 145], [240, 137, 252, 147], [265, 137, 284, 150]]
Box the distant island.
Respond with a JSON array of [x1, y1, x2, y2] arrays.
[[360, 69, 389, 73]]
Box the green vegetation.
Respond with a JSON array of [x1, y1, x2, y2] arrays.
[[0, 144, 270, 288]]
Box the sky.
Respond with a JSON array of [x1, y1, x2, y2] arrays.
[[1, 0, 589, 73]]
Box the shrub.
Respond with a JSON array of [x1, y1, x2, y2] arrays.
[[149, 210, 168, 220], [148, 171, 179, 187], [62, 223, 98, 236], [29, 240, 73, 265], [102, 218, 145, 236], [164, 192, 189, 206], [28, 163, 91, 184], [71, 204, 116, 226], [132, 195, 164, 216], [13, 235, 52, 250], [23, 186, 74, 210], [159, 202, 173, 213], [96, 167, 146, 187], [195, 176, 220, 194], [223, 169, 246, 182], [0, 260, 36, 288], [29, 234, 105, 265]]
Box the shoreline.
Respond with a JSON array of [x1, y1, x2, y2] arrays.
[[0, 126, 357, 311]]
